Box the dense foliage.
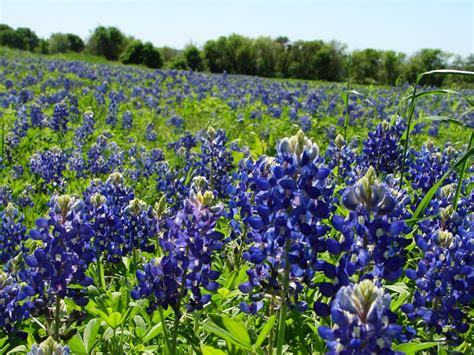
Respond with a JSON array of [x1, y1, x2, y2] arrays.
[[0, 52, 473, 354], [1, 24, 473, 86]]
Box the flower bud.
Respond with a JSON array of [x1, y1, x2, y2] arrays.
[[107, 172, 124, 186], [436, 230, 454, 248], [335, 134, 345, 149]]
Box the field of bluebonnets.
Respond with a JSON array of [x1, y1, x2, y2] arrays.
[[0, 49, 473, 354]]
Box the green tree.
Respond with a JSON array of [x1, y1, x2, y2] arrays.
[[86, 26, 127, 60], [204, 38, 226, 73], [120, 40, 145, 65], [404, 49, 449, 86], [351, 48, 383, 84], [66, 33, 84, 52], [0, 25, 39, 51], [381, 50, 405, 85], [15, 27, 39, 51], [142, 42, 163, 69], [49, 33, 71, 53], [184, 44, 204, 71], [252, 37, 279, 77]]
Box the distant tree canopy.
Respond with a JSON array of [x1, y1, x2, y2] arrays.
[[0, 24, 472, 86], [86, 26, 127, 60], [120, 40, 163, 69], [0, 25, 39, 51], [184, 44, 204, 71], [48, 33, 84, 53]]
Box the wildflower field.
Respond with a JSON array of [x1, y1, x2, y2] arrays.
[[0, 49, 473, 354]]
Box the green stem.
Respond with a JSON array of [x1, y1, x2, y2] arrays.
[[97, 255, 106, 290], [343, 56, 351, 141], [132, 247, 138, 275], [1, 112, 4, 164], [171, 249, 189, 354], [276, 239, 291, 355], [399, 84, 418, 190], [268, 292, 276, 355], [235, 224, 248, 270], [453, 131, 474, 209], [158, 307, 172, 354], [54, 295, 61, 341]]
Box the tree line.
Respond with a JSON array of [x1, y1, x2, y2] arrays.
[[1, 24, 472, 86]]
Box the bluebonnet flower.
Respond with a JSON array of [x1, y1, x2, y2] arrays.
[[121, 110, 133, 130], [196, 127, 234, 197], [1, 203, 28, 265], [325, 134, 358, 184], [0, 270, 35, 332], [167, 115, 185, 131], [298, 114, 312, 132], [401, 190, 473, 345], [360, 120, 404, 175], [11, 164, 24, 179], [29, 104, 46, 128], [121, 198, 157, 255], [106, 93, 119, 126], [408, 141, 458, 194], [30, 147, 67, 185], [0, 185, 13, 206], [87, 134, 124, 175], [321, 167, 411, 308], [25, 195, 94, 306], [50, 101, 69, 133], [167, 132, 197, 157], [234, 131, 333, 313], [318, 279, 402, 354], [74, 111, 95, 147], [4, 106, 29, 162], [28, 337, 70, 355], [132, 177, 225, 313], [82, 173, 136, 263], [342, 166, 395, 215], [145, 122, 157, 142]]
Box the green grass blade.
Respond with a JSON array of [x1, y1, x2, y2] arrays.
[[417, 69, 474, 83], [421, 115, 470, 127], [347, 89, 374, 106], [401, 89, 474, 107], [454, 132, 474, 209], [410, 145, 474, 222]]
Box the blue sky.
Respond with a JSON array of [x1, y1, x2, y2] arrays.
[[1, 0, 472, 56]]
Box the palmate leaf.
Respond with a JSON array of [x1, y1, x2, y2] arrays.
[[202, 321, 253, 351]]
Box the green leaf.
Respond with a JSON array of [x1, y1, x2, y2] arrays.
[[221, 316, 251, 348], [134, 315, 146, 329], [201, 345, 226, 355], [390, 293, 407, 312], [7, 345, 27, 354], [384, 282, 409, 295], [68, 334, 86, 354], [410, 146, 474, 223], [84, 318, 100, 353], [143, 322, 163, 343], [393, 341, 438, 354], [202, 322, 252, 351], [255, 315, 276, 348]]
